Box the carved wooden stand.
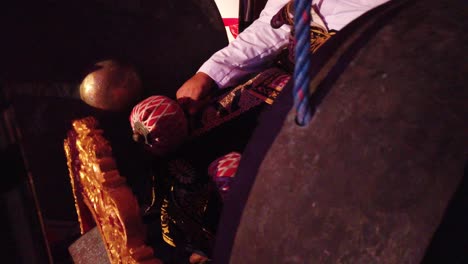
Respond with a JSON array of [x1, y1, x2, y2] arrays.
[[64, 117, 161, 264]]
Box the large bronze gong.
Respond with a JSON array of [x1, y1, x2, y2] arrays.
[[214, 0, 468, 263]]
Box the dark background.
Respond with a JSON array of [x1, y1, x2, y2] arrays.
[[0, 0, 228, 263]]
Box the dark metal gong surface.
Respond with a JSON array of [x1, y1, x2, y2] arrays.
[[214, 0, 468, 263], [0, 0, 228, 99], [0, 1, 228, 262]]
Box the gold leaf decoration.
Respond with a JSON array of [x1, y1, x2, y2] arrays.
[[64, 116, 162, 264]]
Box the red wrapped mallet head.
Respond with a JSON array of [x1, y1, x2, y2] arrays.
[[130, 95, 188, 156], [208, 152, 242, 198]]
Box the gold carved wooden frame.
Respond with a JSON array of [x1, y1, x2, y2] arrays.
[[64, 117, 161, 264]]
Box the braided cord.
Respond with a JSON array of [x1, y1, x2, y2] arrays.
[[293, 0, 312, 126]]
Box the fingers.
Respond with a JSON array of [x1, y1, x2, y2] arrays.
[[176, 97, 197, 115], [176, 72, 215, 115], [176, 83, 204, 115], [177, 95, 211, 116]]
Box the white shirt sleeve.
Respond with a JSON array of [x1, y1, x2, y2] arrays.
[[198, 0, 291, 89], [199, 0, 391, 89], [319, 0, 391, 30]]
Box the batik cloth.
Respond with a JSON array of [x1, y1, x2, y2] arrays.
[[271, 0, 337, 66], [191, 67, 291, 137]]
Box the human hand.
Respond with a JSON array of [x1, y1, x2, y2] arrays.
[[176, 72, 215, 115]]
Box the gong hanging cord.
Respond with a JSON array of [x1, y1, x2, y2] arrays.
[[293, 0, 312, 126]]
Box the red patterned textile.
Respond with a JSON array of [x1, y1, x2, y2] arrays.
[[192, 67, 291, 136], [129, 95, 188, 155], [208, 152, 242, 197]]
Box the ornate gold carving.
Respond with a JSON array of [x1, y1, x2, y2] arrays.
[[160, 198, 176, 247], [64, 117, 162, 264]]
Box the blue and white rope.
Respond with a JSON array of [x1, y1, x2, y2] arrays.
[[293, 0, 312, 126]]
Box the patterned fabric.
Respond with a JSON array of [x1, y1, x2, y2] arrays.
[[271, 0, 294, 29], [158, 157, 219, 254], [208, 152, 242, 197], [129, 95, 188, 155], [168, 159, 197, 185], [271, 1, 337, 64], [191, 67, 291, 137]]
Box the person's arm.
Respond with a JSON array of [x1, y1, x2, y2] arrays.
[[198, 0, 291, 89], [176, 71, 215, 115], [176, 0, 291, 114]]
